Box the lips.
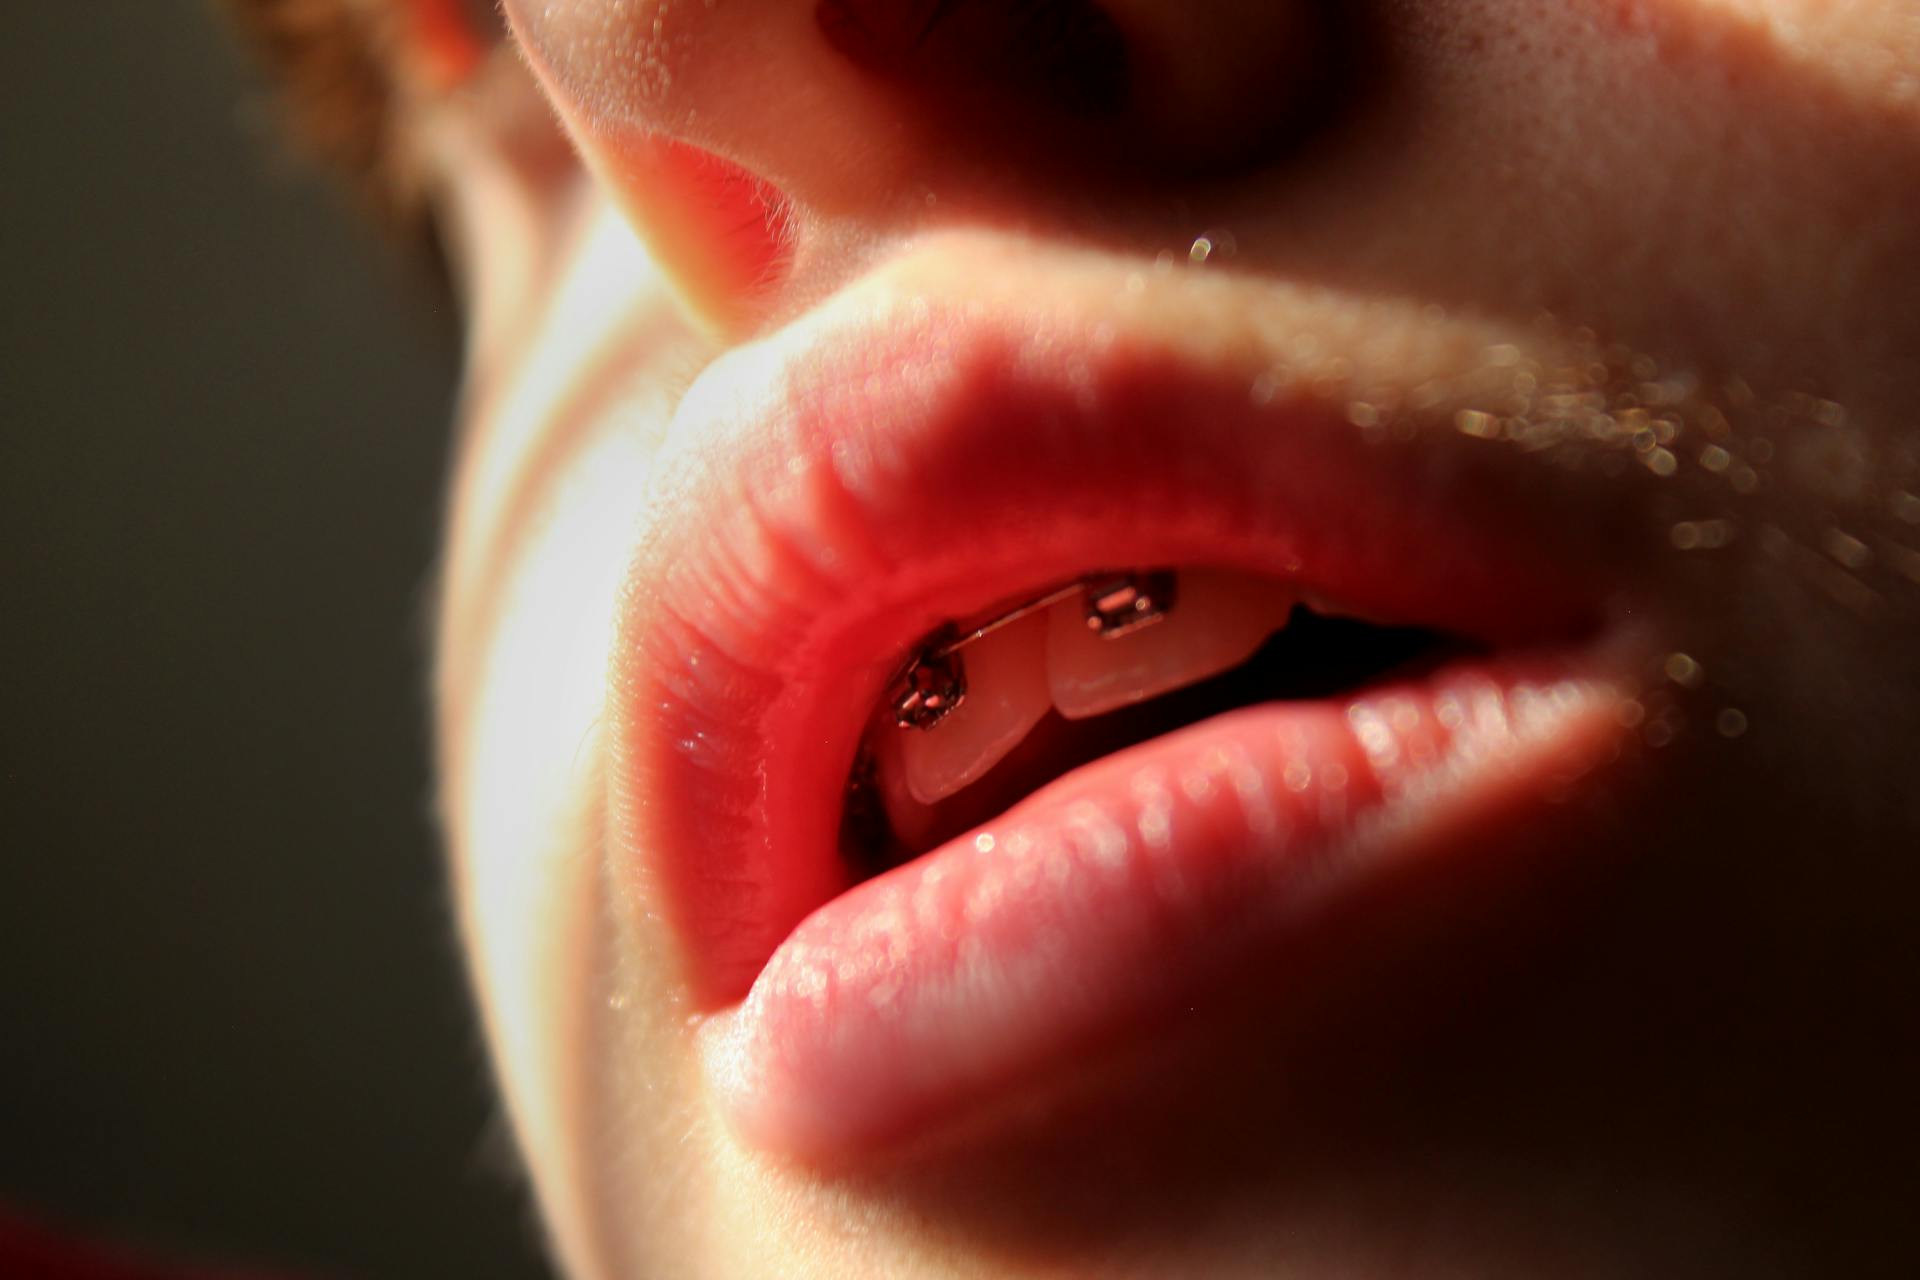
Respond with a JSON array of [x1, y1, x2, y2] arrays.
[[610, 242, 1641, 1161]]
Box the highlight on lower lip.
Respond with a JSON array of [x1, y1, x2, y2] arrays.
[[700, 663, 1627, 1162]]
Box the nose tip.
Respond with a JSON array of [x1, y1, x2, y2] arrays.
[[505, 0, 1344, 329]]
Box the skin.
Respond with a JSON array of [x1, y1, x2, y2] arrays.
[[400, 2, 1920, 1276]]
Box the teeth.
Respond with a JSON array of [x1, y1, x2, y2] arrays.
[[1046, 568, 1295, 719], [887, 569, 1303, 811], [898, 610, 1051, 805]]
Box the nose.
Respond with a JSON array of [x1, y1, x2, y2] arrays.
[[503, 0, 1346, 330]]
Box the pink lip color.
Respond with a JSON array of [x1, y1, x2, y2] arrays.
[[610, 301, 1632, 1158], [704, 666, 1623, 1159]]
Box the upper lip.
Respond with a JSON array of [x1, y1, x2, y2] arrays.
[[609, 237, 1646, 1151]]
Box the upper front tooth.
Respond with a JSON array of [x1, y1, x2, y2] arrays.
[[898, 609, 1051, 805], [1046, 568, 1294, 719]]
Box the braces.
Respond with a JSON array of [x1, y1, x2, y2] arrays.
[[891, 571, 1177, 730]]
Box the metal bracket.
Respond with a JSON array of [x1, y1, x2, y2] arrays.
[[889, 570, 1177, 730]]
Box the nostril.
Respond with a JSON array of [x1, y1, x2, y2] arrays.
[[817, 0, 1132, 119], [813, 1, 1359, 183]]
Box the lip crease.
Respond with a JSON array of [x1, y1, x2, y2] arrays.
[[610, 289, 1636, 1160]]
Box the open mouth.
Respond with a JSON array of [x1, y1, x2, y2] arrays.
[[847, 568, 1468, 877], [612, 258, 1641, 1163]]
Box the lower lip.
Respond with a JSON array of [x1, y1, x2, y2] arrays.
[[700, 660, 1627, 1161]]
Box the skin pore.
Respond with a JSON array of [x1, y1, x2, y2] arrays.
[[245, 1, 1920, 1276]]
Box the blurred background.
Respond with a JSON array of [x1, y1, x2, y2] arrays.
[[3, 5, 550, 1276]]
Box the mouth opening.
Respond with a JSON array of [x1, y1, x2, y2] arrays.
[[844, 566, 1472, 877]]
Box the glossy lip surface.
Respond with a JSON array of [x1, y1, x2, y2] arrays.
[[610, 243, 1641, 1159], [706, 663, 1626, 1159]]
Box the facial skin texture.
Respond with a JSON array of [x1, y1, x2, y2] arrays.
[[416, 3, 1920, 1277]]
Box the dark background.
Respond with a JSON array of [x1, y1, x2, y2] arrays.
[[3, 5, 550, 1276]]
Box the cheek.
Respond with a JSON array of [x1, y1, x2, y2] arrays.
[[433, 185, 725, 1273]]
